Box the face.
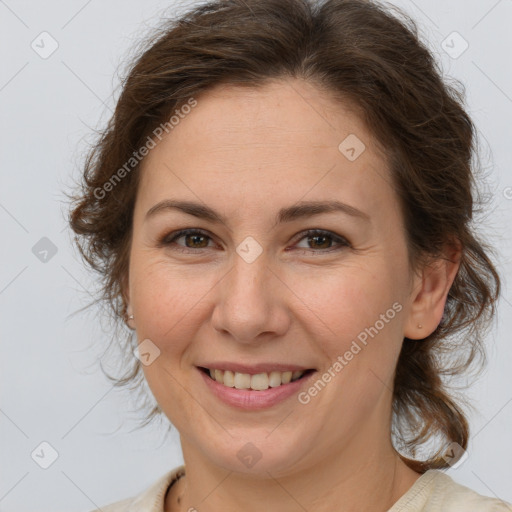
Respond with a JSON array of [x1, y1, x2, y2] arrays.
[[126, 78, 420, 476]]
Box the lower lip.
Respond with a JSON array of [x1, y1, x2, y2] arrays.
[[198, 368, 315, 410]]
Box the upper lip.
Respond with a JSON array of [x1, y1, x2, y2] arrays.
[[197, 362, 314, 375]]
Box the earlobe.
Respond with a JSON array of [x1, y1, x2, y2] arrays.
[[125, 305, 136, 329], [121, 274, 135, 329], [404, 243, 461, 340]]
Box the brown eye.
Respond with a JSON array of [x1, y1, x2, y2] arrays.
[[182, 232, 210, 248], [293, 230, 350, 253], [160, 228, 350, 255], [160, 229, 215, 251]]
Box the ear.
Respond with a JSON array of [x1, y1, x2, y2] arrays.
[[404, 241, 462, 340], [120, 272, 135, 329]]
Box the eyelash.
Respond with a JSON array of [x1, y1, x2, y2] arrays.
[[158, 228, 351, 254]]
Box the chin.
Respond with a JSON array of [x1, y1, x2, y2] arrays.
[[194, 428, 314, 477]]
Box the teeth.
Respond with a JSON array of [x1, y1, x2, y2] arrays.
[[269, 371, 282, 388], [234, 372, 251, 389], [281, 371, 292, 384], [206, 368, 306, 390], [292, 370, 303, 381], [223, 370, 235, 387], [251, 373, 268, 391]]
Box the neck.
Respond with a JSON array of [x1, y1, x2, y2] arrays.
[[168, 426, 422, 512]]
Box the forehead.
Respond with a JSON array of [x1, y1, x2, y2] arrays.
[[136, 79, 396, 223]]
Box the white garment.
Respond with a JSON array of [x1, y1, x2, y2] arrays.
[[91, 465, 512, 511]]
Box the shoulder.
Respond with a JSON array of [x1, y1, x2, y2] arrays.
[[88, 465, 185, 512], [433, 471, 512, 511], [391, 469, 512, 512]]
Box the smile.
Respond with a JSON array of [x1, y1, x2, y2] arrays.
[[201, 367, 312, 391]]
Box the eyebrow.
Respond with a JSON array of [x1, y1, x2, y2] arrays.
[[145, 199, 371, 226]]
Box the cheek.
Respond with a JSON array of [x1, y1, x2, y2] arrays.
[[284, 260, 403, 347], [295, 264, 407, 411], [301, 265, 405, 405], [129, 254, 230, 376]]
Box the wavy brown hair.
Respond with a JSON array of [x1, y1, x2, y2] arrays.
[[68, 0, 501, 471]]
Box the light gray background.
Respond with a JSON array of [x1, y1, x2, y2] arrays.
[[1, 0, 511, 510]]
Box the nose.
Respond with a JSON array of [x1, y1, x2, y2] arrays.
[[211, 253, 291, 344]]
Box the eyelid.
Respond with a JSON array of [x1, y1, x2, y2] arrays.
[[159, 228, 216, 249], [159, 228, 351, 253], [291, 229, 351, 251]]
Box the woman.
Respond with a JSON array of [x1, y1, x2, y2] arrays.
[[69, 0, 510, 510]]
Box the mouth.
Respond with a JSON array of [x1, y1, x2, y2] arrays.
[[198, 366, 315, 391]]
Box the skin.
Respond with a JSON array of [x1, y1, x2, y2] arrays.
[[124, 78, 460, 512]]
